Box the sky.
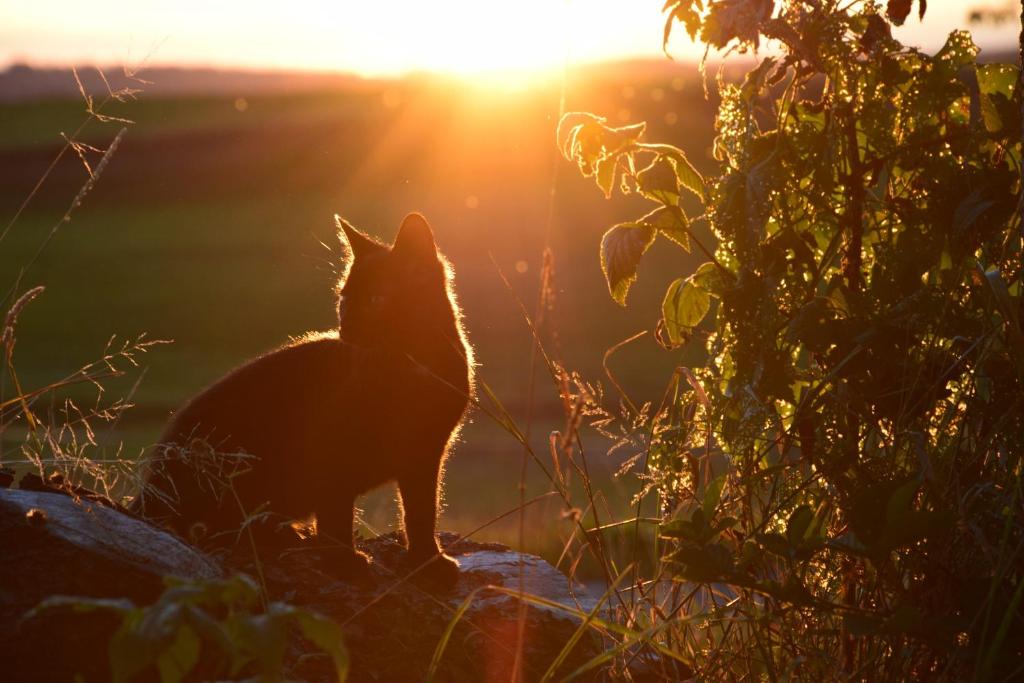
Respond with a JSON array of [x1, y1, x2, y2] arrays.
[[0, 1, 1019, 78]]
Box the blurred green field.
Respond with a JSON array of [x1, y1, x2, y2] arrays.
[[0, 66, 716, 570]]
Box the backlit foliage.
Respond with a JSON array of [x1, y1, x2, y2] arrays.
[[562, 0, 1023, 678]]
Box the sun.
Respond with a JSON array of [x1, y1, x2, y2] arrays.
[[368, 1, 571, 83]]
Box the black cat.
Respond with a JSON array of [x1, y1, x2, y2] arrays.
[[133, 213, 473, 583]]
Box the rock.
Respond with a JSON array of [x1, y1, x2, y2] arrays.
[[1, 485, 601, 682], [231, 532, 603, 682], [0, 488, 222, 681], [454, 548, 598, 613]]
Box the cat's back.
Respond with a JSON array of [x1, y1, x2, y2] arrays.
[[162, 331, 349, 449]]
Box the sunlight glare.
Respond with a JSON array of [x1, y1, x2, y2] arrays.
[[366, 1, 571, 84], [0, 0, 1016, 79]]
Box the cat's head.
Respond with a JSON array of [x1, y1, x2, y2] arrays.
[[334, 213, 456, 348]]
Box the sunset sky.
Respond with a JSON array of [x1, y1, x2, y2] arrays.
[[0, 1, 1018, 78]]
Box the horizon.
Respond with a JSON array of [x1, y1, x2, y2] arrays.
[[1, 1, 1020, 82]]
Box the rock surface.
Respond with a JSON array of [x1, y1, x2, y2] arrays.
[[228, 531, 602, 682], [0, 483, 602, 681], [0, 487, 224, 681]]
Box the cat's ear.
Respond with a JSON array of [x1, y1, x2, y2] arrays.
[[392, 213, 438, 260], [335, 215, 384, 259]]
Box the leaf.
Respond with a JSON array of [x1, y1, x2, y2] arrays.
[[637, 157, 680, 205], [595, 153, 621, 198], [663, 1, 704, 50], [26, 595, 135, 620], [740, 57, 776, 104], [556, 112, 606, 160], [233, 612, 287, 675], [663, 6, 676, 51], [702, 474, 726, 517], [134, 602, 186, 649], [110, 617, 158, 683], [601, 224, 656, 305], [690, 261, 732, 296], [859, 13, 892, 52], [701, 0, 772, 49], [637, 204, 690, 250], [786, 505, 814, 545], [934, 30, 978, 74], [662, 276, 712, 345], [976, 63, 1018, 99], [181, 604, 235, 659], [156, 625, 200, 683], [293, 609, 350, 683], [558, 113, 646, 196], [757, 531, 792, 559], [886, 0, 912, 25], [673, 543, 734, 582], [219, 574, 262, 609], [642, 144, 706, 199], [659, 518, 696, 540], [976, 63, 1019, 133]]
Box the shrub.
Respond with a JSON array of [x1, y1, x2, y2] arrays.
[[559, 1, 1024, 678]]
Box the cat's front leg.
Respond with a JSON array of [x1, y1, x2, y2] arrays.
[[398, 461, 459, 587], [317, 498, 373, 581]]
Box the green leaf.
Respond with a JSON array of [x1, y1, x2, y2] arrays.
[[933, 30, 978, 74], [233, 612, 287, 675], [26, 595, 135, 620], [976, 63, 1018, 99], [690, 261, 732, 296], [637, 157, 680, 205], [643, 144, 706, 200], [975, 62, 1019, 133], [293, 610, 350, 683], [786, 505, 814, 545], [181, 604, 235, 660], [110, 617, 159, 683], [156, 625, 200, 683], [702, 474, 726, 518], [661, 276, 711, 345], [637, 204, 690, 251], [601, 224, 656, 305], [975, 65, 1020, 134], [659, 518, 695, 540]]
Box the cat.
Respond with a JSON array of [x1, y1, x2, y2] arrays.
[[132, 213, 473, 584]]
